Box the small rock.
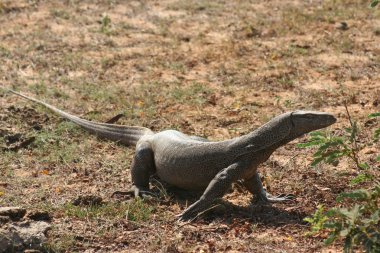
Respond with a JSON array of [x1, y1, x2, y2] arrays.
[[72, 195, 103, 206], [0, 207, 26, 221], [4, 133, 22, 144], [336, 22, 348, 31], [166, 243, 180, 253], [26, 210, 51, 221], [0, 228, 22, 253], [0, 216, 10, 225], [0, 232, 11, 252], [0, 128, 9, 137], [0, 221, 51, 252], [6, 136, 36, 151], [16, 221, 51, 247], [31, 124, 42, 131], [362, 147, 377, 155], [261, 29, 277, 37]]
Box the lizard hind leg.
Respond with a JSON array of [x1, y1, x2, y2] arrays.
[[130, 142, 157, 198], [112, 142, 157, 200]]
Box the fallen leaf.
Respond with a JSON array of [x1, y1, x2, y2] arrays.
[[40, 170, 49, 175]]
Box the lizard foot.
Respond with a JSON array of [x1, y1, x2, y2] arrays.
[[253, 191, 295, 204], [176, 211, 197, 222], [176, 198, 220, 222], [111, 186, 157, 200], [176, 200, 207, 222]]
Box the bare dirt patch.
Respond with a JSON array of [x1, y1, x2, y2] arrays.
[[1, 0, 379, 252]]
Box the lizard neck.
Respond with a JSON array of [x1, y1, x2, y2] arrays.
[[229, 112, 294, 152]]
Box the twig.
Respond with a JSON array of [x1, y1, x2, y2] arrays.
[[343, 101, 361, 169]]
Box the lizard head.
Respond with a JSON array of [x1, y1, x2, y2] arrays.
[[289, 111, 336, 137]]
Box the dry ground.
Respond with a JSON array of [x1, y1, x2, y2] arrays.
[[0, 0, 379, 252]]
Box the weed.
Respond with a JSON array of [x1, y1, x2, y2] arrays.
[[297, 105, 368, 172], [305, 186, 380, 253], [32, 121, 85, 164], [167, 62, 187, 74], [27, 85, 69, 100], [278, 75, 295, 89], [369, 113, 380, 144], [29, 82, 48, 95], [0, 45, 11, 57], [170, 82, 212, 106], [62, 80, 127, 109], [168, 0, 222, 13], [50, 9, 70, 20], [126, 198, 154, 222], [371, 0, 379, 7], [286, 45, 309, 57], [64, 199, 153, 222], [283, 99, 295, 109], [338, 35, 355, 53], [43, 234, 76, 253], [60, 52, 87, 71], [100, 13, 112, 34], [303, 109, 380, 252], [0, 151, 21, 177], [101, 57, 117, 70]]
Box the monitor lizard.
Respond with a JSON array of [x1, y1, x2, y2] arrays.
[[8, 90, 336, 221]]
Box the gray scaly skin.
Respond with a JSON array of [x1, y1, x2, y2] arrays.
[[8, 90, 337, 221]]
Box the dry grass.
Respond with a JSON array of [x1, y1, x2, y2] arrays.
[[1, 0, 379, 252]]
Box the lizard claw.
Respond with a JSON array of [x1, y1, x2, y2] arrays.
[[274, 193, 295, 200], [253, 191, 296, 204], [132, 185, 158, 199], [111, 187, 158, 200], [176, 200, 205, 222], [176, 210, 197, 222]]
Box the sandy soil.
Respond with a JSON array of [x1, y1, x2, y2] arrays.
[[0, 0, 379, 252]]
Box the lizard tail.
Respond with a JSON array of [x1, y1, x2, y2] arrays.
[[8, 90, 154, 146]]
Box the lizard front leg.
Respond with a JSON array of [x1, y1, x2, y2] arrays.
[[243, 173, 295, 203], [177, 161, 247, 221]]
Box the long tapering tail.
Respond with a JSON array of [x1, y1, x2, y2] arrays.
[[8, 90, 154, 146]]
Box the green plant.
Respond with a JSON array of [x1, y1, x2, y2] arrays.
[[170, 82, 212, 106], [297, 107, 376, 185], [369, 113, 380, 150], [297, 129, 368, 168], [302, 110, 380, 252], [50, 9, 70, 20], [370, 0, 379, 7], [100, 13, 111, 34], [305, 186, 380, 252], [64, 199, 153, 222], [297, 123, 366, 169]]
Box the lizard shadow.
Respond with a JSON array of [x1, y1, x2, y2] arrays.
[[215, 200, 307, 228], [163, 186, 306, 227]]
